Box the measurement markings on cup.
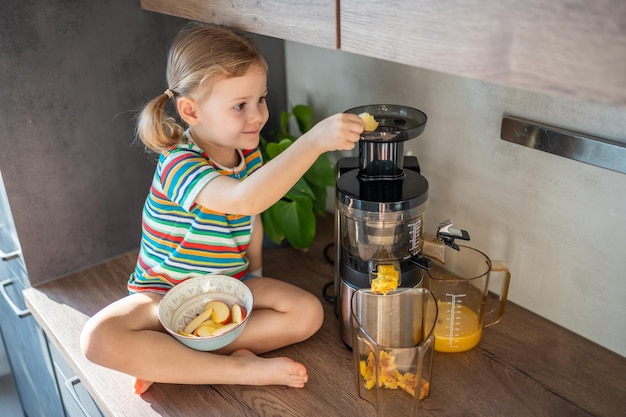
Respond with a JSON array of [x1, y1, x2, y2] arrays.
[[446, 293, 466, 347]]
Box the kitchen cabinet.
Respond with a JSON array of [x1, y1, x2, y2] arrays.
[[140, 0, 338, 49], [0, 273, 66, 417], [340, 0, 626, 107], [49, 338, 104, 417], [0, 173, 66, 417], [141, 0, 626, 107]]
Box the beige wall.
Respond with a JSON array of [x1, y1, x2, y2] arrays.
[[284, 42, 626, 356]]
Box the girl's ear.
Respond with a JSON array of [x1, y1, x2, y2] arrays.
[[177, 97, 199, 126]]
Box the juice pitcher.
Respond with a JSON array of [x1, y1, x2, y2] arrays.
[[351, 288, 438, 417], [424, 245, 511, 353]]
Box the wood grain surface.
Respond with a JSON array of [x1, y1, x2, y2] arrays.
[[140, 0, 337, 49], [140, 0, 626, 106], [340, 0, 626, 107], [24, 215, 626, 416]]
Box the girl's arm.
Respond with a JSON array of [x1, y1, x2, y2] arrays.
[[195, 112, 363, 215]]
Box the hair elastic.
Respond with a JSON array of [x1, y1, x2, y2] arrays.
[[163, 88, 174, 98]]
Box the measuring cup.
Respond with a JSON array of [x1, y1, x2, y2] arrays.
[[351, 288, 438, 417], [425, 245, 510, 353]]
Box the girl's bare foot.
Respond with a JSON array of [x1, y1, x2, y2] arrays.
[[130, 349, 307, 394], [132, 377, 153, 395], [231, 349, 308, 388]]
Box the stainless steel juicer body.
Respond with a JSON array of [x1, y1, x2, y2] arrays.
[[335, 105, 429, 347]]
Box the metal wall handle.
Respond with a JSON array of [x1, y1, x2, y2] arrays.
[[0, 248, 21, 261], [0, 278, 30, 317], [501, 116, 626, 174], [64, 376, 95, 417]]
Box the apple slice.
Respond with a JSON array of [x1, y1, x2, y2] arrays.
[[210, 322, 239, 336], [231, 304, 247, 324], [183, 307, 214, 334], [205, 300, 231, 324], [359, 112, 379, 131], [194, 321, 222, 337]]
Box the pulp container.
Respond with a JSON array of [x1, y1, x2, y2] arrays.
[[351, 288, 437, 417]]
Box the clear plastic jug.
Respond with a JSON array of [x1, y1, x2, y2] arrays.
[[351, 288, 437, 417], [425, 245, 511, 353]]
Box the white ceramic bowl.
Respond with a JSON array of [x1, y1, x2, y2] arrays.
[[158, 275, 253, 351]]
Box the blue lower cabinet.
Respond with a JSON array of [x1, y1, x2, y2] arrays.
[[48, 339, 104, 417], [0, 276, 66, 417]]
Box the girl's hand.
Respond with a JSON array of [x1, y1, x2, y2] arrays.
[[301, 113, 364, 153]]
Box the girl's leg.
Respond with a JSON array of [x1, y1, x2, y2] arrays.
[[220, 277, 324, 354], [80, 292, 309, 394]]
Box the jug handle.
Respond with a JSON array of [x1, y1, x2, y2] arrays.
[[483, 260, 511, 328]]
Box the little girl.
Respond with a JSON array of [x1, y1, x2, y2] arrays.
[[79, 23, 363, 394]]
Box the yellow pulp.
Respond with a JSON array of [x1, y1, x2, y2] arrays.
[[371, 264, 399, 295]]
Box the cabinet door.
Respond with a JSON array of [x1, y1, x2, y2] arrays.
[[49, 340, 104, 417], [340, 0, 626, 107], [2, 255, 29, 287], [0, 171, 28, 287], [140, 0, 338, 49], [0, 275, 65, 417]]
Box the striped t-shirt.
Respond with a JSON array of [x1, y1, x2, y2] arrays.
[[128, 133, 263, 294]]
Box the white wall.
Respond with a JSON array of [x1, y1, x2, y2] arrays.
[[284, 42, 626, 357]]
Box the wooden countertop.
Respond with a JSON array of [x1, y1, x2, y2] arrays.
[[24, 216, 626, 417]]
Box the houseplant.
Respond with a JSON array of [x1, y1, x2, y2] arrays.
[[259, 104, 335, 249]]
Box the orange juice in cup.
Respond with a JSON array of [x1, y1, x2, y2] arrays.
[[425, 245, 511, 353], [434, 301, 482, 352]]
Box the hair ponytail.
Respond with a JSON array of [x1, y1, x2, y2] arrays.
[[136, 92, 184, 153]]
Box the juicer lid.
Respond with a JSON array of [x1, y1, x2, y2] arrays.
[[345, 104, 427, 142]]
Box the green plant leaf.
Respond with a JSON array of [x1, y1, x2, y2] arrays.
[[270, 198, 316, 249], [279, 110, 291, 138], [304, 154, 335, 188], [261, 209, 284, 245], [308, 182, 329, 215], [277, 138, 293, 152], [292, 104, 314, 133], [264, 142, 280, 159], [285, 177, 315, 200]]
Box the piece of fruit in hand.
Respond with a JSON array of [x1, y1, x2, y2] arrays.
[[359, 112, 379, 131]]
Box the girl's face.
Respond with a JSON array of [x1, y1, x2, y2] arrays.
[[188, 65, 269, 161]]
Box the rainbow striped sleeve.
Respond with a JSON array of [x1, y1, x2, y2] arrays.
[[158, 148, 221, 211]]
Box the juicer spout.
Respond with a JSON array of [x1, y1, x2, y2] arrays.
[[419, 221, 471, 265], [436, 220, 470, 251]]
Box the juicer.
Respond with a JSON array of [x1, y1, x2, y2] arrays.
[[334, 104, 430, 347]]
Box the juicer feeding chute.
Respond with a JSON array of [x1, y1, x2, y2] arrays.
[[335, 104, 430, 347]]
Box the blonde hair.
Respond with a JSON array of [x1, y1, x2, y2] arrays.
[[136, 23, 268, 153]]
